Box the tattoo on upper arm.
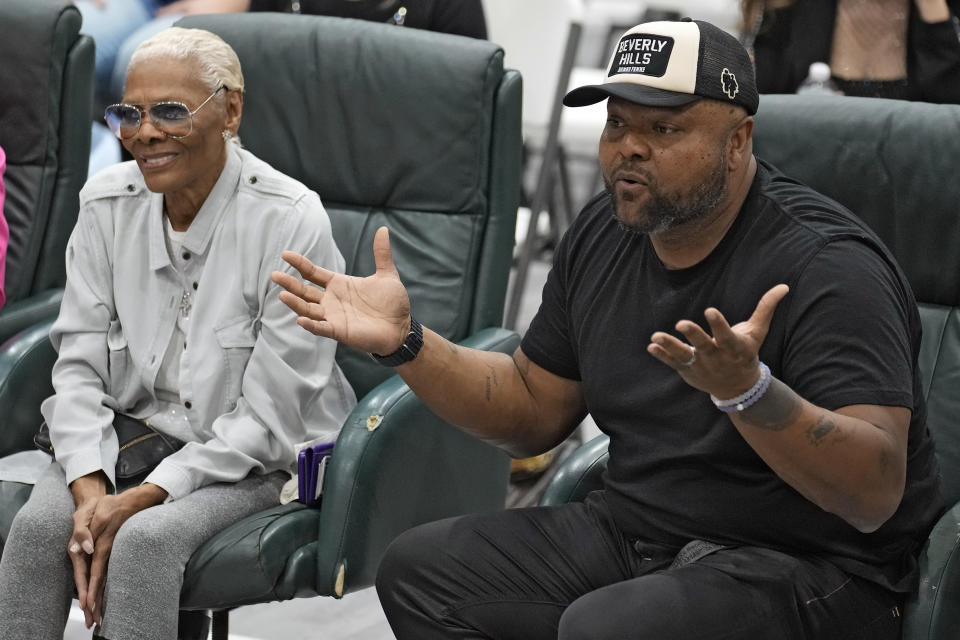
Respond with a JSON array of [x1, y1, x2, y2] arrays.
[[739, 379, 802, 431]]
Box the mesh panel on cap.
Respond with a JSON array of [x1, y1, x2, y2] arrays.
[[694, 20, 759, 113]]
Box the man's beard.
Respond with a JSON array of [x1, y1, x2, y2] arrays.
[[604, 153, 728, 235]]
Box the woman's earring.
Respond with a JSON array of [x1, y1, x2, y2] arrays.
[[222, 130, 232, 141]]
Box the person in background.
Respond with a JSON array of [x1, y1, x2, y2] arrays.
[[247, 0, 487, 39], [742, 0, 960, 101], [0, 144, 7, 310], [274, 18, 942, 639], [81, 0, 486, 113], [0, 27, 354, 639]]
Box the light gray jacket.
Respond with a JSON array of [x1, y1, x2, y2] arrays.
[[41, 146, 356, 499]]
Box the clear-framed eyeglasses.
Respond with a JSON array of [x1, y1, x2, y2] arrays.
[[104, 85, 226, 140]]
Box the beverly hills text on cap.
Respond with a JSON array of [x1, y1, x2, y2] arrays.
[[611, 34, 674, 76]]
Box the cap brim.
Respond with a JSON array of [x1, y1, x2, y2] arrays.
[[563, 82, 702, 109]]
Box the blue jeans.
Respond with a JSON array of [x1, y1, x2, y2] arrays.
[[74, 0, 174, 104]]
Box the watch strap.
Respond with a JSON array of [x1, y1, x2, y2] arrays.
[[370, 317, 424, 366]]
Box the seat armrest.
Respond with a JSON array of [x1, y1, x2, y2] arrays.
[[903, 502, 960, 640], [0, 319, 57, 457], [314, 327, 519, 596], [538, 434, 610, 507], [0, 290, 62, 346]]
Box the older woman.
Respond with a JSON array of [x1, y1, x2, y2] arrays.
[[0, 27, 355, 639]]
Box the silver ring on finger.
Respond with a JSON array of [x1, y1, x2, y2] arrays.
[[680, 346, 697, 367]]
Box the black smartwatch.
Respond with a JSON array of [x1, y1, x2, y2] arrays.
[[370, 317, 423, 366]]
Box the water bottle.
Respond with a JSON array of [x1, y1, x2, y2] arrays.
[[796, 62, 843, 95]]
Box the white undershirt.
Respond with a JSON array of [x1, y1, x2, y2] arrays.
[[146, 216, 197, 443]]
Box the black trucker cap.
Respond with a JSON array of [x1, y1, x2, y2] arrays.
[[564, 18, 759, 115]]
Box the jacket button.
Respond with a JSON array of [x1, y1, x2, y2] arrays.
[[249, 176, 258, 184], [126, 184, 135, 192], [184, 401, 192, 409]]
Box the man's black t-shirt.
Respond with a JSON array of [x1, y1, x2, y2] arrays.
[[521, 160, 943, 592]]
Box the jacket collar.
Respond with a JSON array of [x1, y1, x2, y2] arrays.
[[148, 146, 242, 271]]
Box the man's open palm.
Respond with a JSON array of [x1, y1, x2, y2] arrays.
[[271, 226, 412, 355]]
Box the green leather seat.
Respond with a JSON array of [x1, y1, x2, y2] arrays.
[[539, 94, 960, 640], [0, 0, 93, 344], [0, 13, 522, 638]]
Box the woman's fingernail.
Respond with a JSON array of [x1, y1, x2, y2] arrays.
[[82, 540, 94, 554]]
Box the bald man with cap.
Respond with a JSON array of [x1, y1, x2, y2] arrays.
[[272, 18, 942, 640]]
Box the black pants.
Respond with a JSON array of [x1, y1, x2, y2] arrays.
[[375, 492, 903, 640]]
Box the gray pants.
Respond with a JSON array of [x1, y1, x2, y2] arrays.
[[0, 462, 286, 640]]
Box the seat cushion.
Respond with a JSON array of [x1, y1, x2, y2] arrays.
[[180, 502, 322, 609]]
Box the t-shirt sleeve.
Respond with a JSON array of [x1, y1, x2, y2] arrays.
[[520, 233, 582, 381], [779, 238, 917, 412]]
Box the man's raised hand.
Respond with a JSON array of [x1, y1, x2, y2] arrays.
[[648, 284, 790, 399], [271, 226, 412, 356]]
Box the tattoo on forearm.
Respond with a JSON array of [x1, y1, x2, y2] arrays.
[[484, 364, 498, 402], [447, 341, 459, 355], [806, 416, 837, 447], [805, 414, 850, 448], [739, 379, 802, 431]]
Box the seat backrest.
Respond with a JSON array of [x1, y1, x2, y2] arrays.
[[0, 0, 93, 305], [178, 13, 522, 398], [752, 94, 960, 507]]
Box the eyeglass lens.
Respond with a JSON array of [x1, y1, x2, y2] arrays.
[[104, 102, 193, 140]]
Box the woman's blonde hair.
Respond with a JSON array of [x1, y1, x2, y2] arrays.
[[128, 27, 244, 145], [129, 27, 245, 95]]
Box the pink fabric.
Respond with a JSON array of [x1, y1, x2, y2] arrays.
[[0, 145, 7, 310]]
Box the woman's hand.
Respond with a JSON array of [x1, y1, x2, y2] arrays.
[[68, 472, 108, 628], [69, 477, 168, 628], [271, 226, 413, 356]]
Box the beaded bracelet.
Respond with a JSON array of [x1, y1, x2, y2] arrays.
[[710, 362, 772, 413]]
